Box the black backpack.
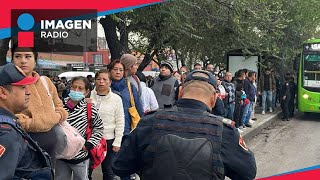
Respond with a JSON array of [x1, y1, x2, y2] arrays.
[[141, 109, 224, 180], [148, 133, 217, 180]]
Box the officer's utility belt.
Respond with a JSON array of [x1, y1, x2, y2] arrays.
[[0, 115, 54, 180]]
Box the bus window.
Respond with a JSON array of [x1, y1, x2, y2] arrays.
[[303, 54, 320, 88]]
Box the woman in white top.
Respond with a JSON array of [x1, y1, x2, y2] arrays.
[[89, 69, 125, 180], [136, 72, 159, 114]]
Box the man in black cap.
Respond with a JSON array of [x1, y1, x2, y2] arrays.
[[0, 63, 53, 179], [112, 70, 257, 180], [150, 61, 179, 109]]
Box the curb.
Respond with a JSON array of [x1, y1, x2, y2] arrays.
[[243, 111, 281, 142]]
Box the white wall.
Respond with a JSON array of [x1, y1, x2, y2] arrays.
[[228, 56, 259, 77]]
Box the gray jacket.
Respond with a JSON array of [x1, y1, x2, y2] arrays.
[[151, 75, 178, 109]]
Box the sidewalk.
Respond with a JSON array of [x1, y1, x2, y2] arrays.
[[242, 106, 281, 142]]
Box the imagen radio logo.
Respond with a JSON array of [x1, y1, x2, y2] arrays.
[[11, 9, 98, 52], [17, 13, 35, 47]]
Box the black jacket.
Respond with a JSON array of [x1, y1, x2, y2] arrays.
[[243, 78, 255, 102], [0, 108, 53, 179], [281, 82, 291, 100], [112, 99, 257, 180]]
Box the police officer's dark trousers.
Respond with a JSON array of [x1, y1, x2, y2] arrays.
[[288, 96, 295, 117], [233, 103, 241, 128], [281, 98, 289, 119]]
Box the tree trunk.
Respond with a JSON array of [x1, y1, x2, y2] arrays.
[[119, 22, 130, 53], [137, 49, 159, 72], [137, 35, 158, 72], [100, 16, 122, 61], [0, 38, 10, 66]]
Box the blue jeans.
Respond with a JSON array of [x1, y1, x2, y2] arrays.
[[241, 102, 252, 125], [262, 90, 272, 112], [225, 102, 235, 120]]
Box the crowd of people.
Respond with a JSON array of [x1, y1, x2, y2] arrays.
[[0, 45, 297, 179]]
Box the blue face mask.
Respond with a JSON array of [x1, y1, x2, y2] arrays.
[[69, 90, 85, 101]]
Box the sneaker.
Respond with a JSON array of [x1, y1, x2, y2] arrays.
[[286, 118, 290, 121], [237, 128, 243, 133], [245, 123, 252, 128], [269, 108, 273, 113], [262, 110, 265, 115], [251, 117, 257, 121]]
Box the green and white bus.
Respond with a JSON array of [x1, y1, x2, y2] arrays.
[[294, 39, 320, 113]]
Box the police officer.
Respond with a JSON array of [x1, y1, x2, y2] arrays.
[[0, 63, 53, 179], [288, 76, 296, 117], [112, 70, 257, 180], [280, 76, 291, 121]]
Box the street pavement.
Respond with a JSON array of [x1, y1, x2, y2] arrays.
[[247, 112, 320, 179]]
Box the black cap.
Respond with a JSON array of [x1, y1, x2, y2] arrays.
[[160, 61, 174, 73], [184, 70, 217, 89], [0, 63, 38, 86]]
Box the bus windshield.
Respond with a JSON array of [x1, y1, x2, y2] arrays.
[[303, 54, 320, 89]]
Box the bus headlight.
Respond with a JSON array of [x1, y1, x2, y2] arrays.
[[303, 94, 309, 99]]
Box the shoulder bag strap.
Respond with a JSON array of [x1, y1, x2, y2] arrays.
[[40, 76, 51, 96], [40, 76, 55, 110], [87, 101, 92, 128], [86, 100, 93, 140], [127, 80, 136, 107]]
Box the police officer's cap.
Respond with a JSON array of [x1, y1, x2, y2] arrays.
[[184, 70, 217, 89], [0, 63, 38, 86]]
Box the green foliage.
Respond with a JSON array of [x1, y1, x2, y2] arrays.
[[103, 0, 320, 69]]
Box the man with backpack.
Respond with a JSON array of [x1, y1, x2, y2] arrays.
[[112, 70, 257, 180], [0, 63, 53, 179]]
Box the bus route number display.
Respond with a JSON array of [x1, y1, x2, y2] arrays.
[[304, 43, 320, 51]]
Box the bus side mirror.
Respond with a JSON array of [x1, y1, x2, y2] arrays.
[[293, 56, 299, 71]]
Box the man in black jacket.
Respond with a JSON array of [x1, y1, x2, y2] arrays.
[[113, 70, 257, 180], [288, 76, 296, 117], [241, 71, 256, 128], [281, 76, 291, 121]]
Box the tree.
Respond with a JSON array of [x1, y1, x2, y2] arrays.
[[100, 0, 320, 70]]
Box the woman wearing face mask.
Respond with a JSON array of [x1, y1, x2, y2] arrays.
[[88, 69, 125, 180], [55, 76, 103, 180], [11, 45, 68, 167]]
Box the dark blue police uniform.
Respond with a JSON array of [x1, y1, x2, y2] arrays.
[[112, 99, 257, 180], [0, 108, 53, 179]]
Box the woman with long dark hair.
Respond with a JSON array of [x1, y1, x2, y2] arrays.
[[11, 45, 68, 167]]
